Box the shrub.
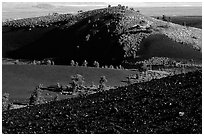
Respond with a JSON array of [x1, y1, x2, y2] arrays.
[[93, 61, 100, 68], [56, 83, 63, 91], [47, 60, 52, 65], [85, 34, 91, 41], [78, 10, 83, 13], [70, 74, 85, 94], [33, 60, 36, 65], [130, 8, 134, 11], [70, 60, 75, 66], [109, 65, 114, 69], [162, 15, 167, 21], [2, 93, 10, 111], [51, 61, 55, 65], [99, 76, 107, 91], [119, 65, 123, 69], [29, 86, 45, 105], [82, 60, 88, 67], [75, 62, 79, 67], [70, 79, 78, 94], [183, 22, 186, 26], [126, 76, 133, 85]]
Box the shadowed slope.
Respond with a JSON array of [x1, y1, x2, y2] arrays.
[[137, 34, 201, 59]]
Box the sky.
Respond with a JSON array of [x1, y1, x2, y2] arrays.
[[108, 2, 202, 7], [2, 2, 202, 21], [2, 2, 202, 8]]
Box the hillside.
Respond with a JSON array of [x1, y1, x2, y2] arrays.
[[2, 6, 202, 65], [2, 70, 202, 134]]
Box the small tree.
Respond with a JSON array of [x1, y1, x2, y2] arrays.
[[126, 76, 132, 85], [70, 79, 78, 94], [78, 10, 83, 13], [82, 60, 88, 67], [75, 62, 79, 67], [119, 65, 123, 69], [168, 17, 171, 22], [182, 22, 186, 27], [109, 65, 114, 69], [99, 76, 107, 91], [51, 61, 55, 65], [130, 8, 134, 11], [33, 60, 36, 65], [162, 15, 167, 21], [2, 93, 10, 111], [93, 61, 100, 68], [85, 34, 91, 41], [29, 86, 45, 105], [56, 83, 63, 92], [70, 74, 85, 94], [47, 60, 52, 65], [70, 60, 75, 66]]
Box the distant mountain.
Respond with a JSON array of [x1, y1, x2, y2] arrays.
[[136, 6, 202, 16], [32, 3, 56, 9], [52, 2, 107, 6], [2, 6, 202, 65], [2, 2, 108, 21]]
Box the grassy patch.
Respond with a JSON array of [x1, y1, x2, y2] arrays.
[[2, 65, 136, 103]]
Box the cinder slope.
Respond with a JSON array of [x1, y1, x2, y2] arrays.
[[3, 6, 202, 65]]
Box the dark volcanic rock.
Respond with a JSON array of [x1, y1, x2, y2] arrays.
[[2, 70, 202, 134]]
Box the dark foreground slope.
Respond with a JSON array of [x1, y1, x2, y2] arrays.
[[3, 6, 202, 65], [2, 70, 202, 134]]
